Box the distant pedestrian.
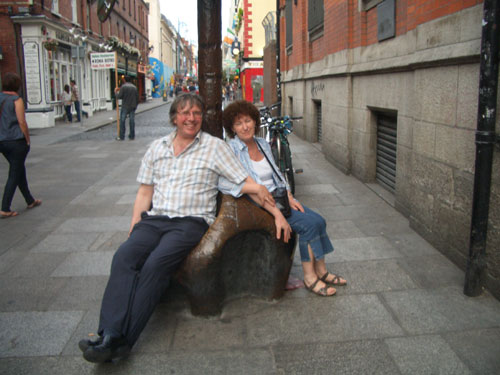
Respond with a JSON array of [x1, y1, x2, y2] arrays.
[[62, 84, 72, 123], [70, 79, 88, 122], [0, 72, 41, 218], [114, 76, 139, 140], [175, 84, 182, 96]]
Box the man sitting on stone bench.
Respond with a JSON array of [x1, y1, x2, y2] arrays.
[[79, 93, 277, 363]]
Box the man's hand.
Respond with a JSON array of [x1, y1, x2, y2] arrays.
[[241, 177, 275, 207], [274, 211, 292, 243], [129, 184, 154, 236], [288, 192, 304, 212], [256, 184, 275, 207]]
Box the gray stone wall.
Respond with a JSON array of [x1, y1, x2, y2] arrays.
[[281, 4, 500, 299]]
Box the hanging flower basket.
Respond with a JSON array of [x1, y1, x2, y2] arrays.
[[43, 38, 59, 51]]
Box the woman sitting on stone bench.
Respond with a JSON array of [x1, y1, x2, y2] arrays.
[[221, 101, 347, 297]]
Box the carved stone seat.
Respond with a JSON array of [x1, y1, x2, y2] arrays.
[[175, 194, 296, 316]]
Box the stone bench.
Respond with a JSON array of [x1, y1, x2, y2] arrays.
[[176, 194, 296, 316]]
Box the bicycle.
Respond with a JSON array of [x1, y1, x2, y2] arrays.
[[258, 105, 302, 194]]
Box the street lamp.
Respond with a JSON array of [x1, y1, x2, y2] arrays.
[[70, 27, 87, 125]]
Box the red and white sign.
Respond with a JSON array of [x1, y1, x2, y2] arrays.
[[90, 52, 116, 69]]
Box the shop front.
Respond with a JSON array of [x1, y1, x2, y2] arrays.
[[12, 16, 111, 128]]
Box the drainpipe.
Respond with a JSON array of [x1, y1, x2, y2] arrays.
[[276, 0, 281, 116], [464, 0, 499, 297]]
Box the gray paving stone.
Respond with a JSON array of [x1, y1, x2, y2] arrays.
[[87, 231, 128, 252], [70, 350, 276, 375], [385, 335, 470, 375], [116, 194, 137, 205], [385, 232, 438, 257], [0, 357, 59, 375], [62, 308, 100, 356], [397, 254, 465, 288], [0, 277, 67, 312], [329, 236, 402, 262], [51, 251, 114, 277], [98, 185, 137, 195], [330, 259, 418, 294], [53, 217, 129, 233], [30, 233, 101, 253], [133, 305, 178, 354], [4, 252, 68, 278], [0, 311, 84, 357], [382, 286, 500, 334], [443, 328, 500, 375], [355, 215, 413, 236], [318, 202, 402, 222], [49, 276, 107, 310], [171, 313, 246, 351], [273, 340, 400, 375], [326, 220, 365, 239], [294, 183, 340, 195], [78, 153, 110, 158], [61, 203, 131, 218], [245, 295, 404, 346]]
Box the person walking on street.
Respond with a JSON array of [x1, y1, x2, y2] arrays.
[[62, 84, 72, 123], [70, 79, 88, 122], [0, 72, 41, 218], [114, 77, 139, 140], [78, 93, 274, 363]]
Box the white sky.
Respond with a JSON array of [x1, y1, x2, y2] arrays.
[[159, 0, 231, 46]]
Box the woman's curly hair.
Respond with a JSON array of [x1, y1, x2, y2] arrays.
[[222, 100, 261, 138]]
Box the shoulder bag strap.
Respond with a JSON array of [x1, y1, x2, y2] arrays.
[[256, 140, 286, 184]]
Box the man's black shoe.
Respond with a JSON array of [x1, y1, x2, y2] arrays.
[[78, 335, 103, 353], [83, 335, 131, 363]]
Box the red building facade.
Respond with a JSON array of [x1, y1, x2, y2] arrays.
[[279, 0, 499, 298]]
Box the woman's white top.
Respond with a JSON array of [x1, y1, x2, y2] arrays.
[[62, 92, 72, 106], [250, 157, 276, 192]]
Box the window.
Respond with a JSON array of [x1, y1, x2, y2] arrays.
[[72, 0, 77, 23], [129, 0, 131, 15], [51, 0, 59, 14], [134, 0, 136, 20], [308, 0, 324, 41], [359, 0, 383, 12], [285, 0, 293, 54]]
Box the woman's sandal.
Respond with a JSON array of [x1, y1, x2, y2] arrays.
[[304, 278, 336, 297], [27, 199, 42, 209], [0, 211, 19, 219], [320, 272, 347, 286]]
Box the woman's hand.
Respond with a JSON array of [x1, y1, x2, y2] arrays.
[[288, 192, 304, 212], [274, 212, 292, 243]]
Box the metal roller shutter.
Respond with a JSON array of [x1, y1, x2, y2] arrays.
[[376, 114, 397, 193], [315, 101, 322, 142]]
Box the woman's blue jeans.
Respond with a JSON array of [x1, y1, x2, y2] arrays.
[[287, 205, 334, 262], [0, 139, 35, 212]]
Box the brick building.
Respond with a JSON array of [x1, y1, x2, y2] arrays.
[[279, 0, 499, 298], [0, 0, 149, 128]]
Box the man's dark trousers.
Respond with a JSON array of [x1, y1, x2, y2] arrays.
[[98, 214, 209, 346]]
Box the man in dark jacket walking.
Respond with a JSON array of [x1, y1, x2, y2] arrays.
[[115, 77, 139, 140]]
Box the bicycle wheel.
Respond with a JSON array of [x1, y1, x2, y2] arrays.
[[281, 142, 295, 194]]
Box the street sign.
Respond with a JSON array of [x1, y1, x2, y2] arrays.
[[90, 52, 116, 69]]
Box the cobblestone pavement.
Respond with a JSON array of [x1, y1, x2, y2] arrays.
[[0, 101, 499, 374]]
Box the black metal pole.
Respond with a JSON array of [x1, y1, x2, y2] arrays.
[[276, 0, 281, 116], [464, 0, 499, 296]]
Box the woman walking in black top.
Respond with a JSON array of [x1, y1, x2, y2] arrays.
[[0, 72, 41, 218]]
